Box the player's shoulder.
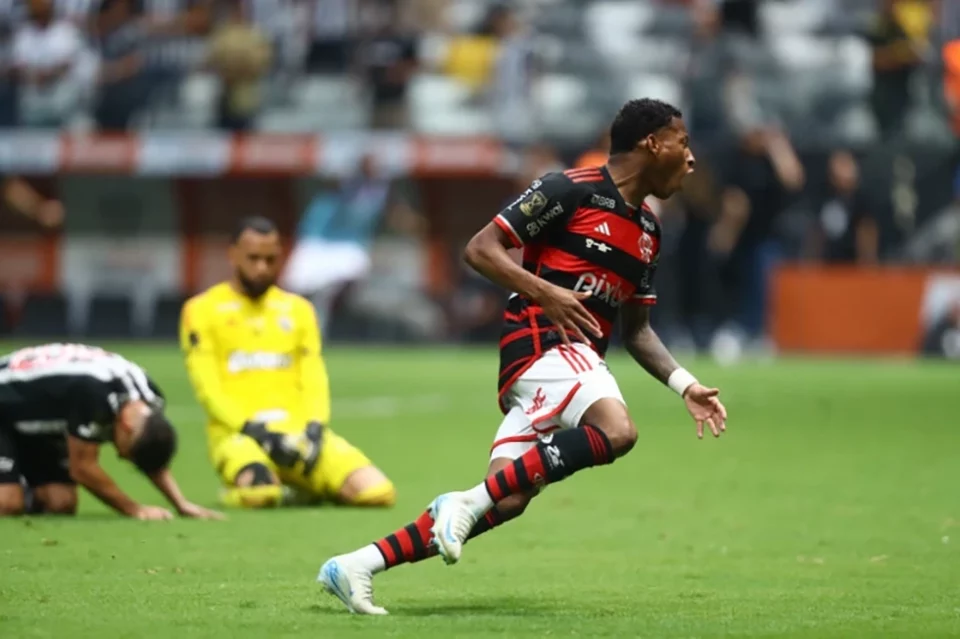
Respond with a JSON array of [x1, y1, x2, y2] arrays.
[[270, 287, 315, 316], [182, 282, 232, 318], [525, 168, 599, 206]]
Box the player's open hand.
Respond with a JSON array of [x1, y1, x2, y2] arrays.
[[683, 383, 727, 439], [135, 505, 174, 521], [177, 502, 225, 520], [535, 284, 603, 346]]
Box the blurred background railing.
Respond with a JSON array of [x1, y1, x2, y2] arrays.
[[1, 0, 959, 360]]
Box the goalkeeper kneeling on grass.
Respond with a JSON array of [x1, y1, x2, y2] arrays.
[[179, 216, 396, 509]]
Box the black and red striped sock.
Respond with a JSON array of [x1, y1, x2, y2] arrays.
[[373, 510, 437, 569], [466, 508, 506, 541], [484, 425, 614, 502], [372, 506, 513, 570]]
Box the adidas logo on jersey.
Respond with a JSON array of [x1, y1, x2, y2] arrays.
[[594, 222, 611, 236]]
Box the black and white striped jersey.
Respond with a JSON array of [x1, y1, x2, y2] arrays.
[[0, 343, 164, 443]]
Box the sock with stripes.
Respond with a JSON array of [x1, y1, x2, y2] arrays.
[[359, 506, 512, 573], [480, 425, 614, 504], [369, 510, 436, 572]]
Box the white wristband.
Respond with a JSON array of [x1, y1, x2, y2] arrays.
[[667, 368, 698, 397]]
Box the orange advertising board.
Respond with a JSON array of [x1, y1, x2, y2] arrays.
[[771, 266, 960, 354]]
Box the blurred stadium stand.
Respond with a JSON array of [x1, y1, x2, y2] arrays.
[[0, 0, 958, 360]]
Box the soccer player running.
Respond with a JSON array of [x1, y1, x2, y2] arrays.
[[319, 99, 728, 615], [179, 217, 396, 510], [0, 343, 220, 520]]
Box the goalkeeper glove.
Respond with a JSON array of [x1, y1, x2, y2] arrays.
[[298, 421, 325, 476], [241, 420, 301, 468]]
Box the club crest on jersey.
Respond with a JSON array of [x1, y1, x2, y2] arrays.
[[638, 232, 656, 264], [519, 191, 548, 217]]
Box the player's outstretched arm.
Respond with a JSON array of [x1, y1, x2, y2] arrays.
[[619, 304, 727, 438], [66, 436, 172, 520], [147, 468, 224, 520]]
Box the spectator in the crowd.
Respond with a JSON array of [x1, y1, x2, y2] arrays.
[[2, 176, 63, 228], [13, 0, 95, 127], [665, 150, 723, 352], [867, 0, 933, 140], [710, 124, 805, 342], [359, 0, 418, 130], [206, 0, 271, 131], [441, 5, 505, 95], [808, 150, 879, 264], [94, 0, 151, 130], [488, 5, 538, 145], [54, 0, 97, 32], [282, 155, 393, 333], [139, 0, 213, 109], [306, 0, 356, 73], [0, 0, 23, 126], [921, 297, 960, 359]]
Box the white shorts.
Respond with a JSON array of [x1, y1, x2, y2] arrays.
[[281, 240, 371, 295], [490, 343, 626, 461]]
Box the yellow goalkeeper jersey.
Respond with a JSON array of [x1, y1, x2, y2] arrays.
[[179, 282, 331, 450]]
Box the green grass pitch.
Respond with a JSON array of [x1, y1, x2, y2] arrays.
[[1, 343, 958, 638]]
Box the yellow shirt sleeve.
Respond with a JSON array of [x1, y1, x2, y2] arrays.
[[180, 296, 249, 431], [295, 298, 331, 425]]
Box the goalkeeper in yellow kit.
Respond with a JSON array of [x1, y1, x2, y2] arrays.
[[179, 217, 396, 509]]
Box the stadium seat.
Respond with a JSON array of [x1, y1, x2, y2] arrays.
[[292, 75, 358, 110], [179, 73, 219, 128], [409, 74, 471, 112], [14, 293, 69, 338], [85, 295, 134, 339], [759, 0, 828, 34], [626, 74, 682, 111], [535, 74, 589, 115], [151, 294, 187, 339]]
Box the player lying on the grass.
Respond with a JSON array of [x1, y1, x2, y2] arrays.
[[318, 98, 728, 614], [179, 217, 395, 510], [0, 343, 222, 520]]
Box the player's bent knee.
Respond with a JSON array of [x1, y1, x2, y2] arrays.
[[581, 399, 637, 458], [41, 494, 77, 515], [606, 418, 638, 457], [348, 479, 397, 508], [0, 491, 25, 516], [236, 463, 278, 487]]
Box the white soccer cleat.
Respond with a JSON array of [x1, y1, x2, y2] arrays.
[[430, 492, 482, 565], [317, 555, 388, 615]]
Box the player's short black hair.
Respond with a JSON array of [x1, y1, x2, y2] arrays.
[[130, 412, 178, 475], [609, 98, 683, 155], [232, 216, 278, 244]]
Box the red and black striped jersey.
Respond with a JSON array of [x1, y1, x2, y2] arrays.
[[492, 165, 661, 411]]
